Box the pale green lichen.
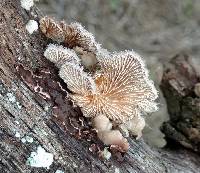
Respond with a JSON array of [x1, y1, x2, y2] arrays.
[[26, 146, 53, 169], [15, 120, 20, 125], [115, 167, 120, 173], [102, 148, 111, 160], [21, 135, 34, 143], [21, 138, 26, 143], [72, 162, 78, 168], [55, 170, 64, 173], [7, 93, 16, 103], [26, 136, 34, 143], [6, 92, 22, 109], [15, 132, 21, 138], [34, 127, 48, 137], [16, 102, 22, 109]]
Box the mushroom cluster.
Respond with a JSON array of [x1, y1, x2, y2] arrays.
[[40, 16, 158, 152]]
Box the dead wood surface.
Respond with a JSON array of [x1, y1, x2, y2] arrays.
[[161, 54, 200, 153], [0, 0, 200, 173]]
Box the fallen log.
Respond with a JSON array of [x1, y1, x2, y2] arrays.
[[0, 1, 200, 172]]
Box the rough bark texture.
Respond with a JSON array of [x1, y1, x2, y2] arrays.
[[0, 0, 200, 173], [161, 54, 200, 153]]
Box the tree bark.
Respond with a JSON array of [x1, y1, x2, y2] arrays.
[[0, 0, 200, 173]]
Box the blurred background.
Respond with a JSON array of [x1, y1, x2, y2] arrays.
[[37, 0, 200, 148]]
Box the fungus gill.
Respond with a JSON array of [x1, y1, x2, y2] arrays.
[[41, 17, 159, 152], [59, 62, 96, 96], [40, 17, 100, 53], [40, 16, 65, 42], [44, 44, 80, 68], [60, 51, 158, 123]]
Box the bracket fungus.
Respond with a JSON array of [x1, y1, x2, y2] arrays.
[[40, 17, 100, 53], [40, 17, 100, 70], [40, 16, 158, 152]]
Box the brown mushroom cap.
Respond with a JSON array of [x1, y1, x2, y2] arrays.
[[39, 16, 65, 42], [39, 17, 100, 53]]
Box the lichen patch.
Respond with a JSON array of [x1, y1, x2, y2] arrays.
[[26, 146, 53, 169], [26, 20, 38, 34], [20, 0, 34, 11]]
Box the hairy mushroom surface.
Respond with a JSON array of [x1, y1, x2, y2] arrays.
[[39, 16, 65, 42], [60, 51, 158, 123], [40, 17, 100, 53], [41, 17, 159, 151], [44, 44, 80, 68], [62, 22, 100, 52], [59, 62, 96, 96]]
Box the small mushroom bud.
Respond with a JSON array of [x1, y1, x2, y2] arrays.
[[124, 116, 145, 139], [92, 114, 112, 132], [81, 52, 97, 69], [98, 130, 129, 151], [74, 46, 97, 70]]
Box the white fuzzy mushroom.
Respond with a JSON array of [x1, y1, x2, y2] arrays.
[[44, 44, 80, 68]]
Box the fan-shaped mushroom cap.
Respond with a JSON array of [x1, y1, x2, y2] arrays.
[[97, 50, 158, 101], [59, 62, 96, 96], [63, 22, 100, 53], [58, 51, 158, 123], [39, 16, 65, 42], [44, 44, 80, 68], [93, 51, 158, 122], [40, 17, 101, 53], [58, 50, 158, 123]]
